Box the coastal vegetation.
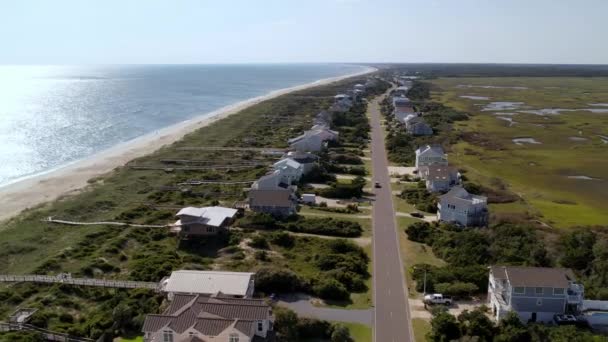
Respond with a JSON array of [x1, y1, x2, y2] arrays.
[[0, 75, 389, 339]]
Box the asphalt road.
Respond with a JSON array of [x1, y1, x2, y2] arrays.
[[370, 91, 414, 342]]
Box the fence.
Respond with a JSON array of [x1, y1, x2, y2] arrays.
[[0, 322, 94, 342], [0, 274, 160, 291]]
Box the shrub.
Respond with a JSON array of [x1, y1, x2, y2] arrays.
[[314, 278, 350, 301], [405, 222, 435, 243], [297, 318, 333, 339], [285, 217, 363, 237], [331, 324, 354, 342], [269, 231, 295, 248], [255, 267, 302, 293], [254, 250, 270, 261], [434, 282, 479, 298], [248, 235, 270, 249]]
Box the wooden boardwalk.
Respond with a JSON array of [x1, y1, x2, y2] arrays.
[[0, 322, 94, 341], [43, 217, 167, 228], [176, 146, 285, 153], [0, 274, 160, 291]]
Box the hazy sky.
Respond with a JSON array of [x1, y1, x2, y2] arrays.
[[2, 0, 607, 64]]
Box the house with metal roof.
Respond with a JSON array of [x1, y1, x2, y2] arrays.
[[161, 270, 255, 299], [142, 293, 273, 342], [415, 145, 448, 169], [488, 266, 584, 323], [288, 126, 339, 153], [172, 206, 238, 237], [437, 186, 488, 227], [405, 117, 433, 136], [284, 151, 318, 174]]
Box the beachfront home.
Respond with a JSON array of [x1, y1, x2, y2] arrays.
[[437, 186, 488, 227], [142, 294, 273, 342], [334, 94, 351, 103], [415, 145, 448, 169], [394, 86, 409, 97], [405, 117, 433, 136], [249, 189, 298, 217], [354, 84, 366, 92], [488, 266, 584, 323], [313, 110, 332, 127], [172, 206, 238, 237], [251, 170, 286, 190], [393, 96, 415, 122], [418, 165, 460, 192], [329, 101, 352, 113], [161, 270, 255, 299], [285, 151, 318, 174], [272, 158, 303, 184], [288, 127, 338, 153]]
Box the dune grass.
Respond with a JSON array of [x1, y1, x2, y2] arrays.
[[412, 318, 431, 342]]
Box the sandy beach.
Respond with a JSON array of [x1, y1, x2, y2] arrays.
[[0, 67, 376, 222]]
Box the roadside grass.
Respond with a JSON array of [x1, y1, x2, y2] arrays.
[[393, 195, 417, 214], [118, 337, 144, 342], [342, 322, 372, 342], [431, 76, 608, 227], [396, 217, 445, 298], [412, 318, 431, 342]]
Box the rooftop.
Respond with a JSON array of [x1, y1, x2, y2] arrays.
[[249, 189, 295, 207], [491, 266, 576, 288], [162, 270, 254, 297], [176, 206, 238, 227]]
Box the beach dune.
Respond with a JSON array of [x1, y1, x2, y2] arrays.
[[0, 67, 375, 222]]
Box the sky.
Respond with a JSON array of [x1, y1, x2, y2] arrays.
[[1, 0, 607, 65]]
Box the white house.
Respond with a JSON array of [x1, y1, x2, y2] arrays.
[[415, 145, 448, 169], [418, 165, 460, 192], [288, 127, 338, 152], [437, 186, 488, 227], [160, 270, 256, 299], [273, 158, 303, 184], [142, 294, 273, 342], [488, 266, 584, 323], [172, 206, 238, 237], [354, 84, 366, 91]]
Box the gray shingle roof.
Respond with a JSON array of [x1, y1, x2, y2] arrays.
[[249, 189, 294, 207], [491, 266, 576, 288]]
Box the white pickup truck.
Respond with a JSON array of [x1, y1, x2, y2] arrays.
[[423, 293, 453, 306]]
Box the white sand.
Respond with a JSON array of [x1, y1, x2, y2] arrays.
[[0, 67, 376, 222]]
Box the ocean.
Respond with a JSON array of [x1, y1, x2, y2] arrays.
[[0, 64, 367, 187]]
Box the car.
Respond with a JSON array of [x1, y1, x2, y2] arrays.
[[423, 293, 452, 306], [410, 212, 424, 218], [374, 182, 381, 188]]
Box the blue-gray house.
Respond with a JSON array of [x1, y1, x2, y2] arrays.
[[488, 266, 584, 324]]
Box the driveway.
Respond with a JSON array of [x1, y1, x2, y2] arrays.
[[408, 298, 487, 319], [277, 293, 373, 325]]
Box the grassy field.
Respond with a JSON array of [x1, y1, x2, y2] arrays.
[[431, 77, 608, 228], [396, 217, 445, 298], [342, 322, 372, 342], [412, 318, 431, 342]]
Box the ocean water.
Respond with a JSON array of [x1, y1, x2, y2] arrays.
[[0, 64, 367, 187]]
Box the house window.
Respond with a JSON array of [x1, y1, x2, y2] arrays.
[[535, 287, 543, 295], [536, 298, 543, 306], [258, 321, 264, 331], [229, 333, 240, 342], [513, 287, 525, 294], [554, 288, 565, 295], [162, 330, 174, 342], [206, 226, 213, 233]]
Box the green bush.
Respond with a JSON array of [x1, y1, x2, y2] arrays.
[[314, 278, 350, 301], [434, 282, 479, 298], [255, 267, 302, 293], [248, 235, 270, 249], [405, 222, 435, 243], [285, 217, 363, 237], [269, 231, 295, 248]]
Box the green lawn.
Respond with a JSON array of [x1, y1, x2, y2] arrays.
[[396, 217, 445, 298], [342, 322, 372, 342], [118, 337, 144, 342], [431, 77, 608, 228], [412, 318, 431, 342]]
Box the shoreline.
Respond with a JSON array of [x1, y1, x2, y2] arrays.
[[0, 66, 376, 222]]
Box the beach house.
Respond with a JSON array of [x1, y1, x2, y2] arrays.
[[288, 126, 338, 152], [272, 158, 303, 184], [415, 145, 448, 169], [437, 186, 488, 227], [418, 165, 460, 192], [251, 170, 286, 190], [405, 117, 433, 136], [313, 110, 332, 127], [161, 270, 255, 299], [249, 188, 298, 217], [393, 96, 415, 121], [354, 83, 366, 92], [142, 294, 273, 342], [488, 266, 584, 323], [172, 206, 238, 237], [284, 151, 318, 174]]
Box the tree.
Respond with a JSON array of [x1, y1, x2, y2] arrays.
[[494, 312, 529, 342], [405, 222, 434, 243], [331, 324, 354, 342], [429, 311, 461, 342], [314, 278, 350, 301], [255, 267, 301, 293], [274, 307, 299, 341], [458, 309, 495, 341]]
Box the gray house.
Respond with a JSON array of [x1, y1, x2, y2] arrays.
[[405, 117, 433, 136], [488, 266, 584, 323], [249, 189, 297, 217], [418, 165, 460, 192], [437, 186, 488, 227]]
